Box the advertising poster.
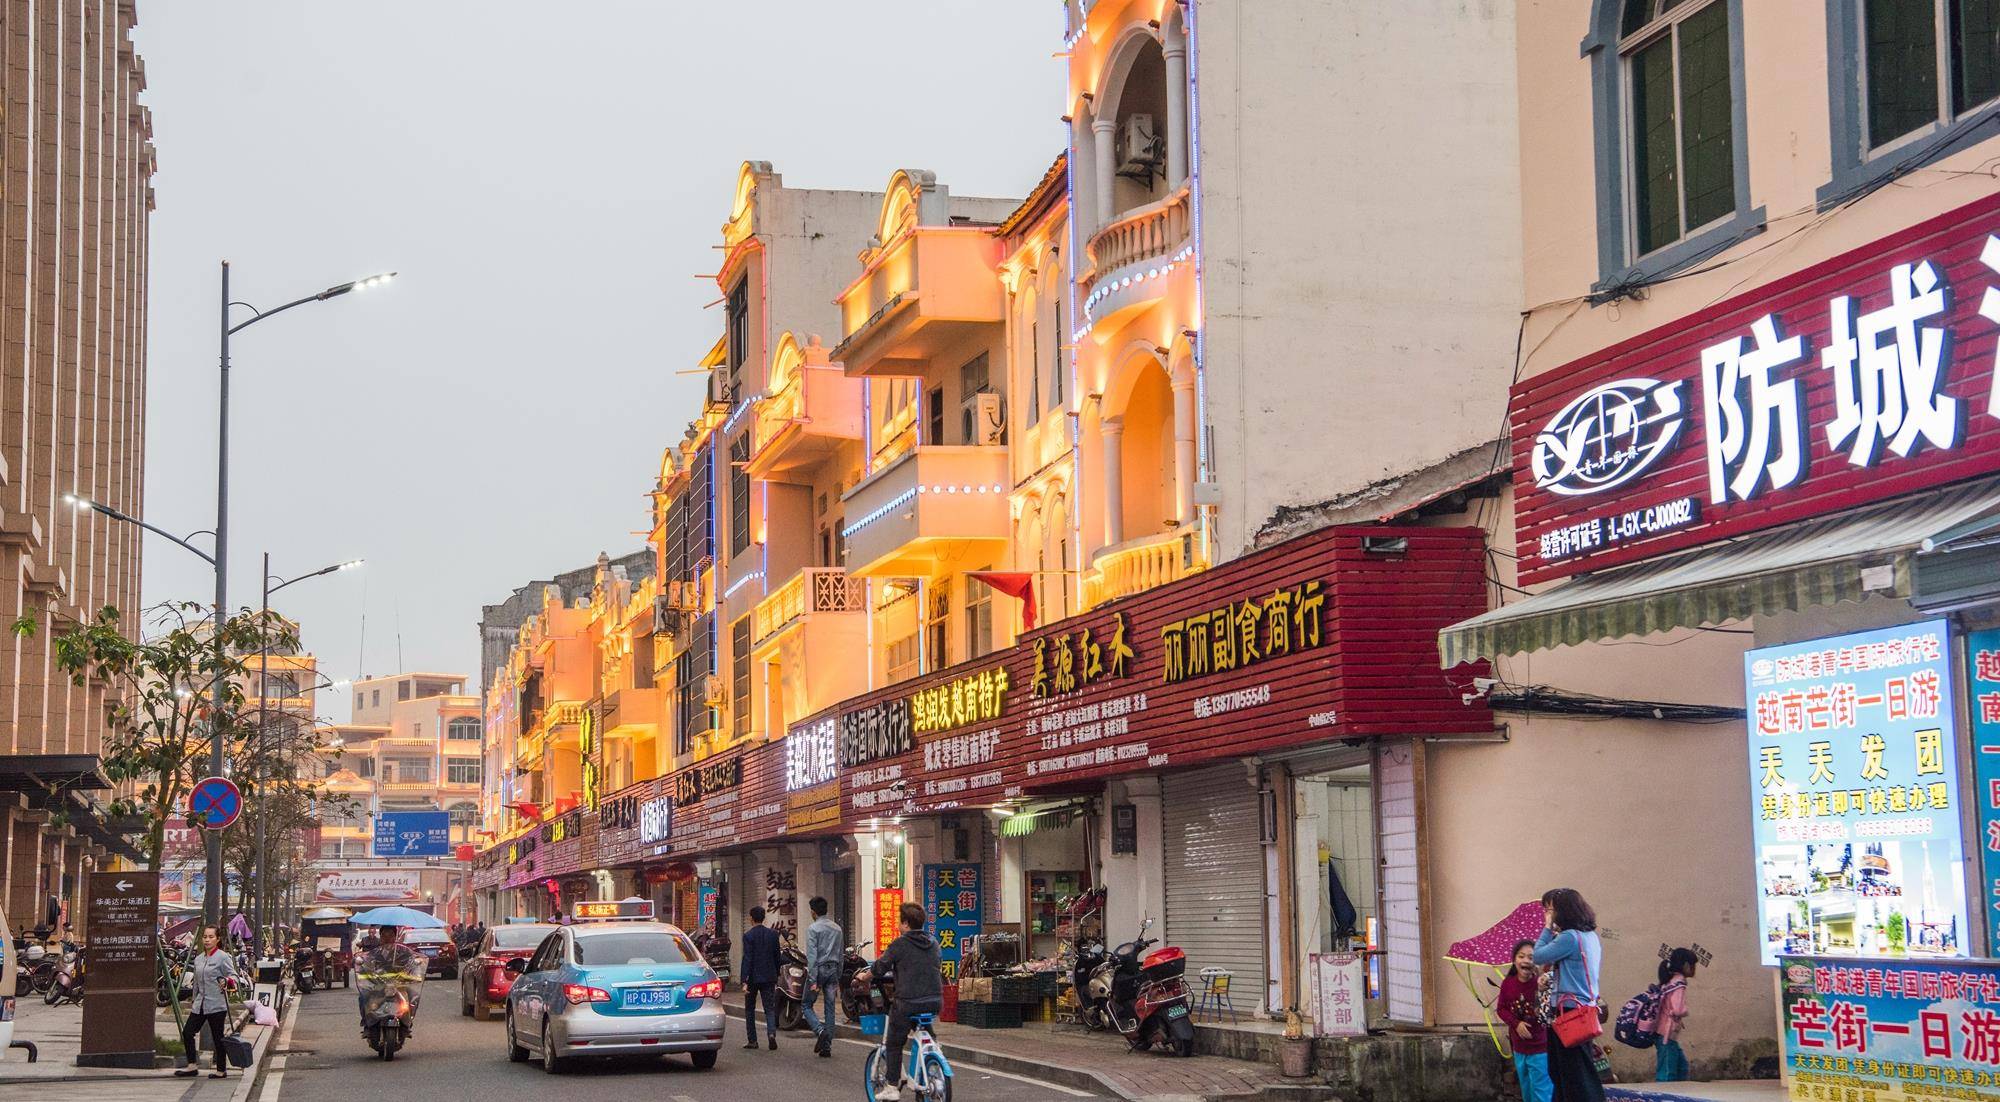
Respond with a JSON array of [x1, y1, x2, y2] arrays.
[[1745, 620, 1969, 965], [1780, 955, 2000, 1099], [1967, 628, 2000, 951], [874, 888, 904, 955], [312, 868, 424, 904], [922, 864, 982, 984]]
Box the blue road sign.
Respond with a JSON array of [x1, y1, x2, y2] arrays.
[[187, 776, 242, 830], [373, 810, 451, 857]]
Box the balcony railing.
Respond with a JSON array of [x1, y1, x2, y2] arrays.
[[1083, 528, 1207, 609], [753, 568, 868, 646], [1079, 187, 1191, 312]]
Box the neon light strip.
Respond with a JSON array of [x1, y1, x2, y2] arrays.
[[722, 397, 755, 436], [842, 487, 917, 539], [1187, 2, 1211, 488], [1081, 244, 1194, 326], [722, 570, 764, 600]]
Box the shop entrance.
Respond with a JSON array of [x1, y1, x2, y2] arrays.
[[830, 868, 856, 947], [1291, 756, 1386, 1027], [1008, 803, 1093, 961]]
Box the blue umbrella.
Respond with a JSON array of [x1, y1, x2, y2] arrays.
[[348, 906, 445, 929]]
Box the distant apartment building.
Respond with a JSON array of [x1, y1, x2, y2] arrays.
[[0, 0, 157, 939]]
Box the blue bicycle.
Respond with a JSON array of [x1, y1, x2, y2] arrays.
[[863, 1012, 953, 1102]]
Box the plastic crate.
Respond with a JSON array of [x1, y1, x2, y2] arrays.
[[861, 1014, 887, 1037], [992, 973, 1059, 1003], [957, 1001, 1024, 1029]]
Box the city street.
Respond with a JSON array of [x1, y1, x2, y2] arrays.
[[262, 988, 1099, 1102]]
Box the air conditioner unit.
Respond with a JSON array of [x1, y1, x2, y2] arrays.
[[1117, 113, 1164, 182], [963, 391, 1005, 446]]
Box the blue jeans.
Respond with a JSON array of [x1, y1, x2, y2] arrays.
[[1513, 1051, 1553, 1102], [1655, 1038, 1687, 1081], [799, 981, 839, 1042]]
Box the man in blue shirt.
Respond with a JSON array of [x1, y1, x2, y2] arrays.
[[800, 896, 844, 1057], [739, 906, 782, 1050]]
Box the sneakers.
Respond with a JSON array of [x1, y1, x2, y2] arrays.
[[875, 1082, 902, 1102]]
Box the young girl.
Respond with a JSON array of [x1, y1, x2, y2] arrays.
[[1533, 887, 1605, 1102], [1654, 947, 1697, 1081], [1496, 940, 1552, 1102]]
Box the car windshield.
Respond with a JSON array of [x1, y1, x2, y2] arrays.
[[490, 928, 549, 950], [572, 932, 698, 966]]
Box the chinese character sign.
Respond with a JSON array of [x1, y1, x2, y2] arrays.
[[1745, 621, 1970, 966], [922, 864, 982, 986], [1967, 628, 2000, 952], [1780, 955, 2000, 1099], [874, 888, 904, 956]]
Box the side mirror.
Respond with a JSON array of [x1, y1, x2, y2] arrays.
[[505, 957, 527, 975], [1141, 917, 1154, 933]]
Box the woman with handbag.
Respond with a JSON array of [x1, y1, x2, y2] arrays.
[[1533, 888, 1604, 1102], [173, 925, 238, 1080]]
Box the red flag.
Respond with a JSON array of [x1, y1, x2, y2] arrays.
[[509, 800, 543, 821], [968, 571, 1038, 630]]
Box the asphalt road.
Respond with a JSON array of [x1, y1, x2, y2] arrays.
[[262, 983, 1100, 1102]]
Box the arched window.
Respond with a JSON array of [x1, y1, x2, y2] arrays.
[[1822, 0, 2000, 199], [1584, 0, 1755, 286], [447, 717, 483, 743]]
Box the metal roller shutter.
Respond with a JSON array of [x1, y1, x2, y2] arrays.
[[1162, 765, 1266, 1014]]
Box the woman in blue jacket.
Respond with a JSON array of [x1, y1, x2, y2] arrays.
[[1532, 888, 1603, 1102]]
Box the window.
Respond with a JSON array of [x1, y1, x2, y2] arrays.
[[397, 680, 411, 701], [926, 579, 951, 673], [1586, 1, 1754, 285], [966, 574, 994, 658], [1050, 290, 1065, 408], [449, 802, 477, 826], [354, 693, 363, 713], [1826, 1, 2000, 198], [389, 758, 431, 784], [447, 717, 483, 742], [926, 386, 945, 446], [731, 616, 752, 738], [729, 434, 752, 556], [371, 689, 380, 707], [725, 279, 749, 403], [447, 758, 482, 785]]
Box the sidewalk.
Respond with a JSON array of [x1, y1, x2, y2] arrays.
[[835, 1018, 1320, 1101], [1607, 1083, 1784, 1102], [1, 997, 275, 1102]]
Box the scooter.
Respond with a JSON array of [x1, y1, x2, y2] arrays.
[[357, 967, 422, 1061], [12, 937, 46, 996], [846, 950, 895, 1023], [44, 945, 84, 1006], [838, 941, 875, 1022], [291, 943, 317, 995], [694, 930, 731, 987], [1101, 919, 1195, 1057], [775, 934, 810, 1031], [1074, 934, 1111, 1031]]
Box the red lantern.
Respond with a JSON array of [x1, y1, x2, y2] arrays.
[[663, 861, 697, 882], [642, 867, 674, 886]]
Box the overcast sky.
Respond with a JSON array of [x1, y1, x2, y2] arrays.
[[135, 3, 1065, 721]]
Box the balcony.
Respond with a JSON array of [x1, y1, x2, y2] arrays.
[[752, 568, 866, 645], [1078, 186, 1191, 329], [748, 353, 863, 479], [1082, 528, 1207, 609], [834, 224, 1005, 379], [840, 446, 1010, 577]]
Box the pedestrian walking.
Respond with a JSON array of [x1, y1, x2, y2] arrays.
[[1653, 948, 1696, 1081], [1497, 939, 1552, 1102], [172, 925, 238, 1080], [740, 905, 781, 1050], [1533, 888, 1604, 1102], [799, 896, 843, 1057]]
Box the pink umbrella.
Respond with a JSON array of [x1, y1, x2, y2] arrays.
[[1443, 901, 1543, 1054]]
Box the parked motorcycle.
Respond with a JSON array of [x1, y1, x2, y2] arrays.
[[1073, 933, 1111, 1031], [11, 936, 47, 996], [837, 941, 875, 1022], [693, 929, 731, 987], [1100, 919, 1194, 1057], [44, 943, 84, 1006], [157, 943, 194, 1007], [846, 955, 896, 1024], [775, 933, 810, 1031], [356, 965, 422, 1061], [291, 942, 317, 995]]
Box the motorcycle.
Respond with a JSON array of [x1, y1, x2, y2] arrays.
[[12, 936, 47, 997], [1073, 933, 1111, 1031], [694, 930, 731, 987], [837, 941, 875, 1023], [356, 966, 422, 1061], [291, 942, 317, 995], [157, 943, 194, 1008], [44, 943, 84, 1006], [1100, 919, 1194, 1057], [775, 933, 810, 1031]]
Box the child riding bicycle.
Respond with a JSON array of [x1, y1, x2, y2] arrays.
[[863, 901, 944, 1102]]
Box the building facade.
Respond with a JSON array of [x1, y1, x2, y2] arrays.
[[478, 549, 652, 693], [0, 0, 155, 940]]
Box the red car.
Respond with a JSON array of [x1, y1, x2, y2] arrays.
[[459, 923, 555, 1020], [404, 927, 460, 979]]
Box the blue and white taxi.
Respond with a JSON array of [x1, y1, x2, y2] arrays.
[[502, 900, 726, 1073]]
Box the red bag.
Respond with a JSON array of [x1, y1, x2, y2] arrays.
[[1549, 939, 1602, 1047]]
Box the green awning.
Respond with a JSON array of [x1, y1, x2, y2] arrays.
[[999, 800, 1088, 838], [1439, 475, 2000, 668]]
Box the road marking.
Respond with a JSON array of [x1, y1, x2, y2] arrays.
[[674, 1095, 701, 1102], [832, 1036, 1097, 1097], [254, 995, 303, 1102]]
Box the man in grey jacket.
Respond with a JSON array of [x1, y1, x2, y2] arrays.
[[799, 896, 843, 1057], [867, 902, 943, 1102]]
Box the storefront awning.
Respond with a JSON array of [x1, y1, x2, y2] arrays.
[[1439, 475, 2000, 667], [998, 800, 1089, 838]]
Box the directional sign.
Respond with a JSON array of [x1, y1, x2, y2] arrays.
[[186, 776, 242, 830], [373, 811, 450, 858]]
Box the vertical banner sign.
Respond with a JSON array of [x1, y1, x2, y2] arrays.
[[922, 864, 983, 984], [78, 871, 159, 1068], [1780, 954, 2000, 1098], [874, 888, 905, 955], [1968, 628, 2000, 951], [1745, 621, 1970, 965], [580, 706, 600, 811], [879, 838, 903, 892]]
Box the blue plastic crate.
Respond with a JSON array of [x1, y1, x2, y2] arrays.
[[861, 1013, 887, 1037]]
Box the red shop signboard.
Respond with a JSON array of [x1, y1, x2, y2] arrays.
[[1511, 191, 2000, 585]]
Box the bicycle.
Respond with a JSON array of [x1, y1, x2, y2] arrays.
[[862, 1012, 953, 1102]]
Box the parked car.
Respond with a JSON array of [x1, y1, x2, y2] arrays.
[[460, 923, 556, 1020], [402, 928, 459, 979], [503, 912, 724, 1074]]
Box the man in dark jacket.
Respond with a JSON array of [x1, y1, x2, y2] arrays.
[[866, 902, 943, 1102], [739, 906, 782, 1050]]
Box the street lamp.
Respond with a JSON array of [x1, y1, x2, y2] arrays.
[[251, 554, 361, 955], [206, 262, 394, 926]]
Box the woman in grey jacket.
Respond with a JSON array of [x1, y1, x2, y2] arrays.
[[173, 925, 238, 1079]]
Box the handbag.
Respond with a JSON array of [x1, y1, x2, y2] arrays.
[[1548, 940, 1602, 1047], [223, 1031, 254, 1068]]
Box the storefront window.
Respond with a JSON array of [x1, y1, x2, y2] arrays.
[[1293, 760, 1387, 1027]]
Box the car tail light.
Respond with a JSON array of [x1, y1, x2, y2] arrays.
[[563, 984, 611, 1005], [687, 978, 722, 1000]]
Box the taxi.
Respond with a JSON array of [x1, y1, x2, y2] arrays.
[[502, 900, 725, 1074]]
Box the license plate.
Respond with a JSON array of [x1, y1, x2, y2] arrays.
[[1166, 1005, 1188, 1018], [625, 987, 675, 1008]]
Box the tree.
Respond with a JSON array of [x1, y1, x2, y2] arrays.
[[17, 602, 294, 869]]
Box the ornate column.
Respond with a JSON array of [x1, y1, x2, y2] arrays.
[[1164, 36, 1189, 189], [1172, 376, 1198, 523], [1101, 416, 1126, 547], [1091, 115, 1118, 232]]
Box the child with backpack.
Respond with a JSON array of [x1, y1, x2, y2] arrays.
[[1496, 939, 1552, 1102], [1653, 948, 1695, 1081]]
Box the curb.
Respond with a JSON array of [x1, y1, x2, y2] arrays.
[[826, 1020, 1136, 1100], [233, 996, 291, 1102]]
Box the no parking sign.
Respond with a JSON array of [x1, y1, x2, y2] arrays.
[[187, 776, 242, 830]]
